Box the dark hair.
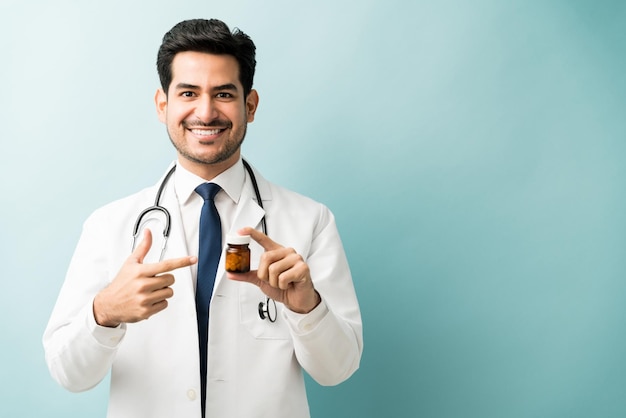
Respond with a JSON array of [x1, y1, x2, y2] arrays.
[[157, 19, 256, 97]]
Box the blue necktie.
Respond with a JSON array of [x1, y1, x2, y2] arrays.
[[194, 182, 222, 418]]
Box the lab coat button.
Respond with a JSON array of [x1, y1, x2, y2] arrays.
[[187, 389, 197, 401], [303, 323, 313, 332]]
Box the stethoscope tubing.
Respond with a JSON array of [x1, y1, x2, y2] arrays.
[[132, 160, 275, 321]]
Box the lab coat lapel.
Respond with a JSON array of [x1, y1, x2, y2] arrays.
[[212, 176, 266, 291]]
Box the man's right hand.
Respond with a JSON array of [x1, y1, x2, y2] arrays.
[[93, 229, 197, 327]]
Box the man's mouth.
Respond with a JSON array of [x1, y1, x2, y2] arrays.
[[190, 128, 223, 136]]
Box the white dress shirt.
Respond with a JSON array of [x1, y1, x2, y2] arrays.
[[173, 158, 245, 291]]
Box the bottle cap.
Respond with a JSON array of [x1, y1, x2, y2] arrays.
[[226, 234, 251, 245]]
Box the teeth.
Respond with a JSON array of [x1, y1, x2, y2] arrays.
[[191, 128, 221, 136]]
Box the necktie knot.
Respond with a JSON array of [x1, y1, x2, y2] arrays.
[[195, 182, 221, 201]]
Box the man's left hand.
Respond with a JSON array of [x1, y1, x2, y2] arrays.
[[226, 227, 321, 314]]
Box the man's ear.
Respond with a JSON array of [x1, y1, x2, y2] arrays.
[[155, 88, 167, 123], [246, 89, 259, 123]]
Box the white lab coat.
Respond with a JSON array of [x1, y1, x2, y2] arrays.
[[43, 161, 363, 418]]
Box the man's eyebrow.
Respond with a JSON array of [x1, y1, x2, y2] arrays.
[[213, 83, 239, 92], [172, 83, 239, 92], [174, 83, 200, 90]]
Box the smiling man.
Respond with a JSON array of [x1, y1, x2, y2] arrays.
[[43, 18, 362, 418], [157, 51, 258, 177]]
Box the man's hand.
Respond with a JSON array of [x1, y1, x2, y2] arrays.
[[227, 227, 321, 314], [93, 229, 197, 327]]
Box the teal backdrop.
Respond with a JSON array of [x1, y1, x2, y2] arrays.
[[1, 0, 625, 417]]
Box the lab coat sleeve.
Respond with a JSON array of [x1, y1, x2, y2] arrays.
[[43, 208, 127, 392], [283, 207, 363, 386]]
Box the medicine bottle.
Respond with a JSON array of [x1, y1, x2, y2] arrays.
[[225, 234, 251, 273]]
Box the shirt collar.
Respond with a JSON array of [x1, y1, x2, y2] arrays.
[[174, 158, 245, 205]]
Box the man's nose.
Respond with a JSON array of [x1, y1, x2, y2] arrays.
[[195, 96, 219, 121]]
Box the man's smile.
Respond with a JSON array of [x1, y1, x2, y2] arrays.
[[190, 128, 223, 137]]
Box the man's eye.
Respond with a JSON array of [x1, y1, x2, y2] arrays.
[[217, 92, 233, 99], [181, 91, 195, 97]]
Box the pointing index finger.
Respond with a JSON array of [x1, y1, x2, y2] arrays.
[[239, 227, 282, 251], [145, 255, 198, 277]]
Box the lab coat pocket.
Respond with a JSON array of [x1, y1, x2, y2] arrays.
[[238, 286, 290, 340]]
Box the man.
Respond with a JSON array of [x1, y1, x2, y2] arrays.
[[43, 18, 362, 418]]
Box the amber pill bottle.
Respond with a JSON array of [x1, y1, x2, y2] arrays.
[[225, 234, 251, 273]]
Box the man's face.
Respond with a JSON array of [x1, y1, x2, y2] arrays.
[[155, 51, 258, 176]]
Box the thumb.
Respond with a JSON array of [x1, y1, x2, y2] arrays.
[[226, 270, 261, 286], [131, 228, 153, 264]]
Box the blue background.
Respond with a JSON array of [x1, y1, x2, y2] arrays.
[[1, 0, 625, 417]]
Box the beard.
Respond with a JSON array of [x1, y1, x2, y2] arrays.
[[168, 118, 248, 166]]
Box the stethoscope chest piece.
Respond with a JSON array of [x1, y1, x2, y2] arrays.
[[258, 297, 277, 322]]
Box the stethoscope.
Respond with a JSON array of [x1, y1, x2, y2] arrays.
[[132, 159, 277, 322]]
